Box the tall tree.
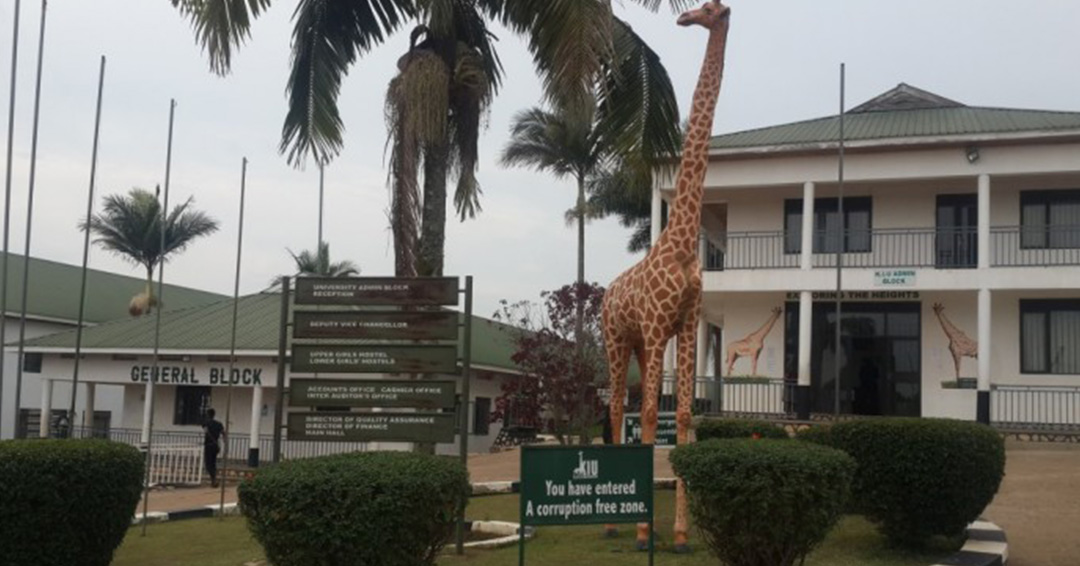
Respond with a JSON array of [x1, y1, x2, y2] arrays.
[[170, 0, 689, 276], [288, 242, 360, 277], [82, 187, 219, 316]]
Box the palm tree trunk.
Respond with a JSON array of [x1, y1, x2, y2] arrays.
[[418, 140, 449, 277], [145, 265, 155, 314], [575, 173, 586, 347]]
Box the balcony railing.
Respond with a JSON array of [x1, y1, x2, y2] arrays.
[[992, 226, 1080, 267], [705, 226, 1080, 271]]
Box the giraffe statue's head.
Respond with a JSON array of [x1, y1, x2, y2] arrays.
[[677, 0, 731, 29]]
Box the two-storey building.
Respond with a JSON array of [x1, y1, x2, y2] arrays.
[[662, 84, 1080, 428]]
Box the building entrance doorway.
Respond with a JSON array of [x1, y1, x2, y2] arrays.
[[785, 301, 921, 416]]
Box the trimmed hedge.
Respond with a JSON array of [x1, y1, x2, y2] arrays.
[[695, 418, 788, 441], [0, 439, 144, 566], [671, 439, 854, 566], [794, 423, 834, 446], [239, 451, 470, 566], [799, 418, 1005, 545]]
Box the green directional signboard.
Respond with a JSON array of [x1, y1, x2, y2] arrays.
[[289, 379, 456, 409], [294, 277, 459, 306], [623, 413, 678, 447], [519, 445, 654, 526], [293, 311, 459, 340], [286, 412, 457, 443], [291, 344, 458, 374]]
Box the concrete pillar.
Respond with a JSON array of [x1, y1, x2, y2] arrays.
[[140, 381, 154, 445], [801, 182, 816, 269], [796, 291, 813, 420], [977, 288, 992, 424], [83, 383, 96, 430], [978, 174, 991, 270], [249, 386, 263, 467], [39, 378, 53, 438]]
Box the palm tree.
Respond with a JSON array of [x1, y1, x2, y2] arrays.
[[288, 242, 360, 277], [170, 0, 688, 277], [83, 187, 219, 316], [500, 106, 603, 296]]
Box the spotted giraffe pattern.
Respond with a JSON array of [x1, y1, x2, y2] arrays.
[[601, 0, 731, 551]]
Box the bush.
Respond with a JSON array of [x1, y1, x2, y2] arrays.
[[794, 423, 834, 446], [695, 418, 788, 441], [0, 439, 144, 566], [671, 439, 855, 566], [807, 418, 1005, 546], [239, 451, 470, 566]]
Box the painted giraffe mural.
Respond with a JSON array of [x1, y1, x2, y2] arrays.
[[726, 307, 783, 375], [932, 303, 978, 379], [600, 0, 731, 552]]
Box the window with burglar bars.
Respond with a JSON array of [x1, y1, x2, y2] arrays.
[[1020, 189, 1080, 250], [173, 386, 211, 426], [1021, 299, 1080, 374], [784, 197, 872, 254]]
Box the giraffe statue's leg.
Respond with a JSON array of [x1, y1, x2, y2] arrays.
[[673, 303, 700, 553], [750, 349, 759, 376], [636, 335, 667, 551], [603, 339, 631, 539], [953, 350, 962, 380], [726, 348, 737, 375]]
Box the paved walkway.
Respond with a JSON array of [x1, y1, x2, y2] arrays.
[[145, 440, 1080, 566]]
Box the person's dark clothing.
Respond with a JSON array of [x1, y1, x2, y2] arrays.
[[202, 418, 224, 486]]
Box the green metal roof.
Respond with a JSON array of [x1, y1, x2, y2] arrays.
[[710, 84, 1080, 151], [21, 293, 523, 372], [1, 252, 225, 324]]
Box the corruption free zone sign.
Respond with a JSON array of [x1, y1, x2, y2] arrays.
[[519, 444, 653, 526]]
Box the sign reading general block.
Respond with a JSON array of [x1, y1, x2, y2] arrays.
[[623, 413, 677, 446], [289, 379, 456, 409], [286, 412, 456, 443], [293, 311, 459, 340], [520, 445, 653, 526], [294, 277, 459, 306], [291, 344, 458, 374], [874, 269, 916, 287]]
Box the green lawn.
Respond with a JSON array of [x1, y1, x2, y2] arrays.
[[113, 493, 957, 566]]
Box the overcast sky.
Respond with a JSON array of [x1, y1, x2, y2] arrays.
[[1, 0, 1079, 318]]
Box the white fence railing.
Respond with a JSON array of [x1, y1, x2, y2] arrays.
[[147, 444, 204, 486]]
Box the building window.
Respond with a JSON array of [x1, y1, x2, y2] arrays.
[[1021, 300, 1080, 374], [174, 386, 211, 425], [1021, 189, 1080, 249], [22, 353, 42, 373], [473, 397, 491, 435], [785, 197, 872, 254]]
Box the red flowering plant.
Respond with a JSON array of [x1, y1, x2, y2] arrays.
[[491, 282, 608, 445]]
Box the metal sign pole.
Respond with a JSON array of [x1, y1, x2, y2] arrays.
[[0, 0, 22, 435], [833, 63, 846, 418], [219, 157, 248, 514], [455, 276, 473, 555], [272, 276, 290, 464]]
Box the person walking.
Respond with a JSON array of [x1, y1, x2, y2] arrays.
[[202, 408, 225, 488]]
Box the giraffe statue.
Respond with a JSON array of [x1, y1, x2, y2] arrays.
[[725, 307, 783, 376], [601, 0, 731, 552], [932, 303, 978, 379]]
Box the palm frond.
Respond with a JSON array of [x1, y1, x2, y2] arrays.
[[171, 0, 273, 75], [289, 242, 361, 276], [622, 0, 697, 13], [449, 42, 493, 220], [281, 0, 417, 166], [594, 17, 682, 171]]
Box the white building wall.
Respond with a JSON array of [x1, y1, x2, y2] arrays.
[[1, 318, 124, 439]]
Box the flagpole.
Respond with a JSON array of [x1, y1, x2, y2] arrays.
[[318, 162, 324, 251], [13, 0, 48, 436], [220, 157, 248, 516], [141, 98, 177, 536], [0, 0, 21, 437], [70, 55, 106, 434], [833, 63, 846, 418]]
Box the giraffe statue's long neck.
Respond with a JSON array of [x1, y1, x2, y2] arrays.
[[937, 311, 960, 337], [663, 20, 730, 257]]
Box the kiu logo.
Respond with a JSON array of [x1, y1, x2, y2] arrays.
[[572, 451, 599, 480]]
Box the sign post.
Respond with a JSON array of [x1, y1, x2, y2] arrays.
[[519, 444, 655, 566], [273, 275, 474, 555]]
